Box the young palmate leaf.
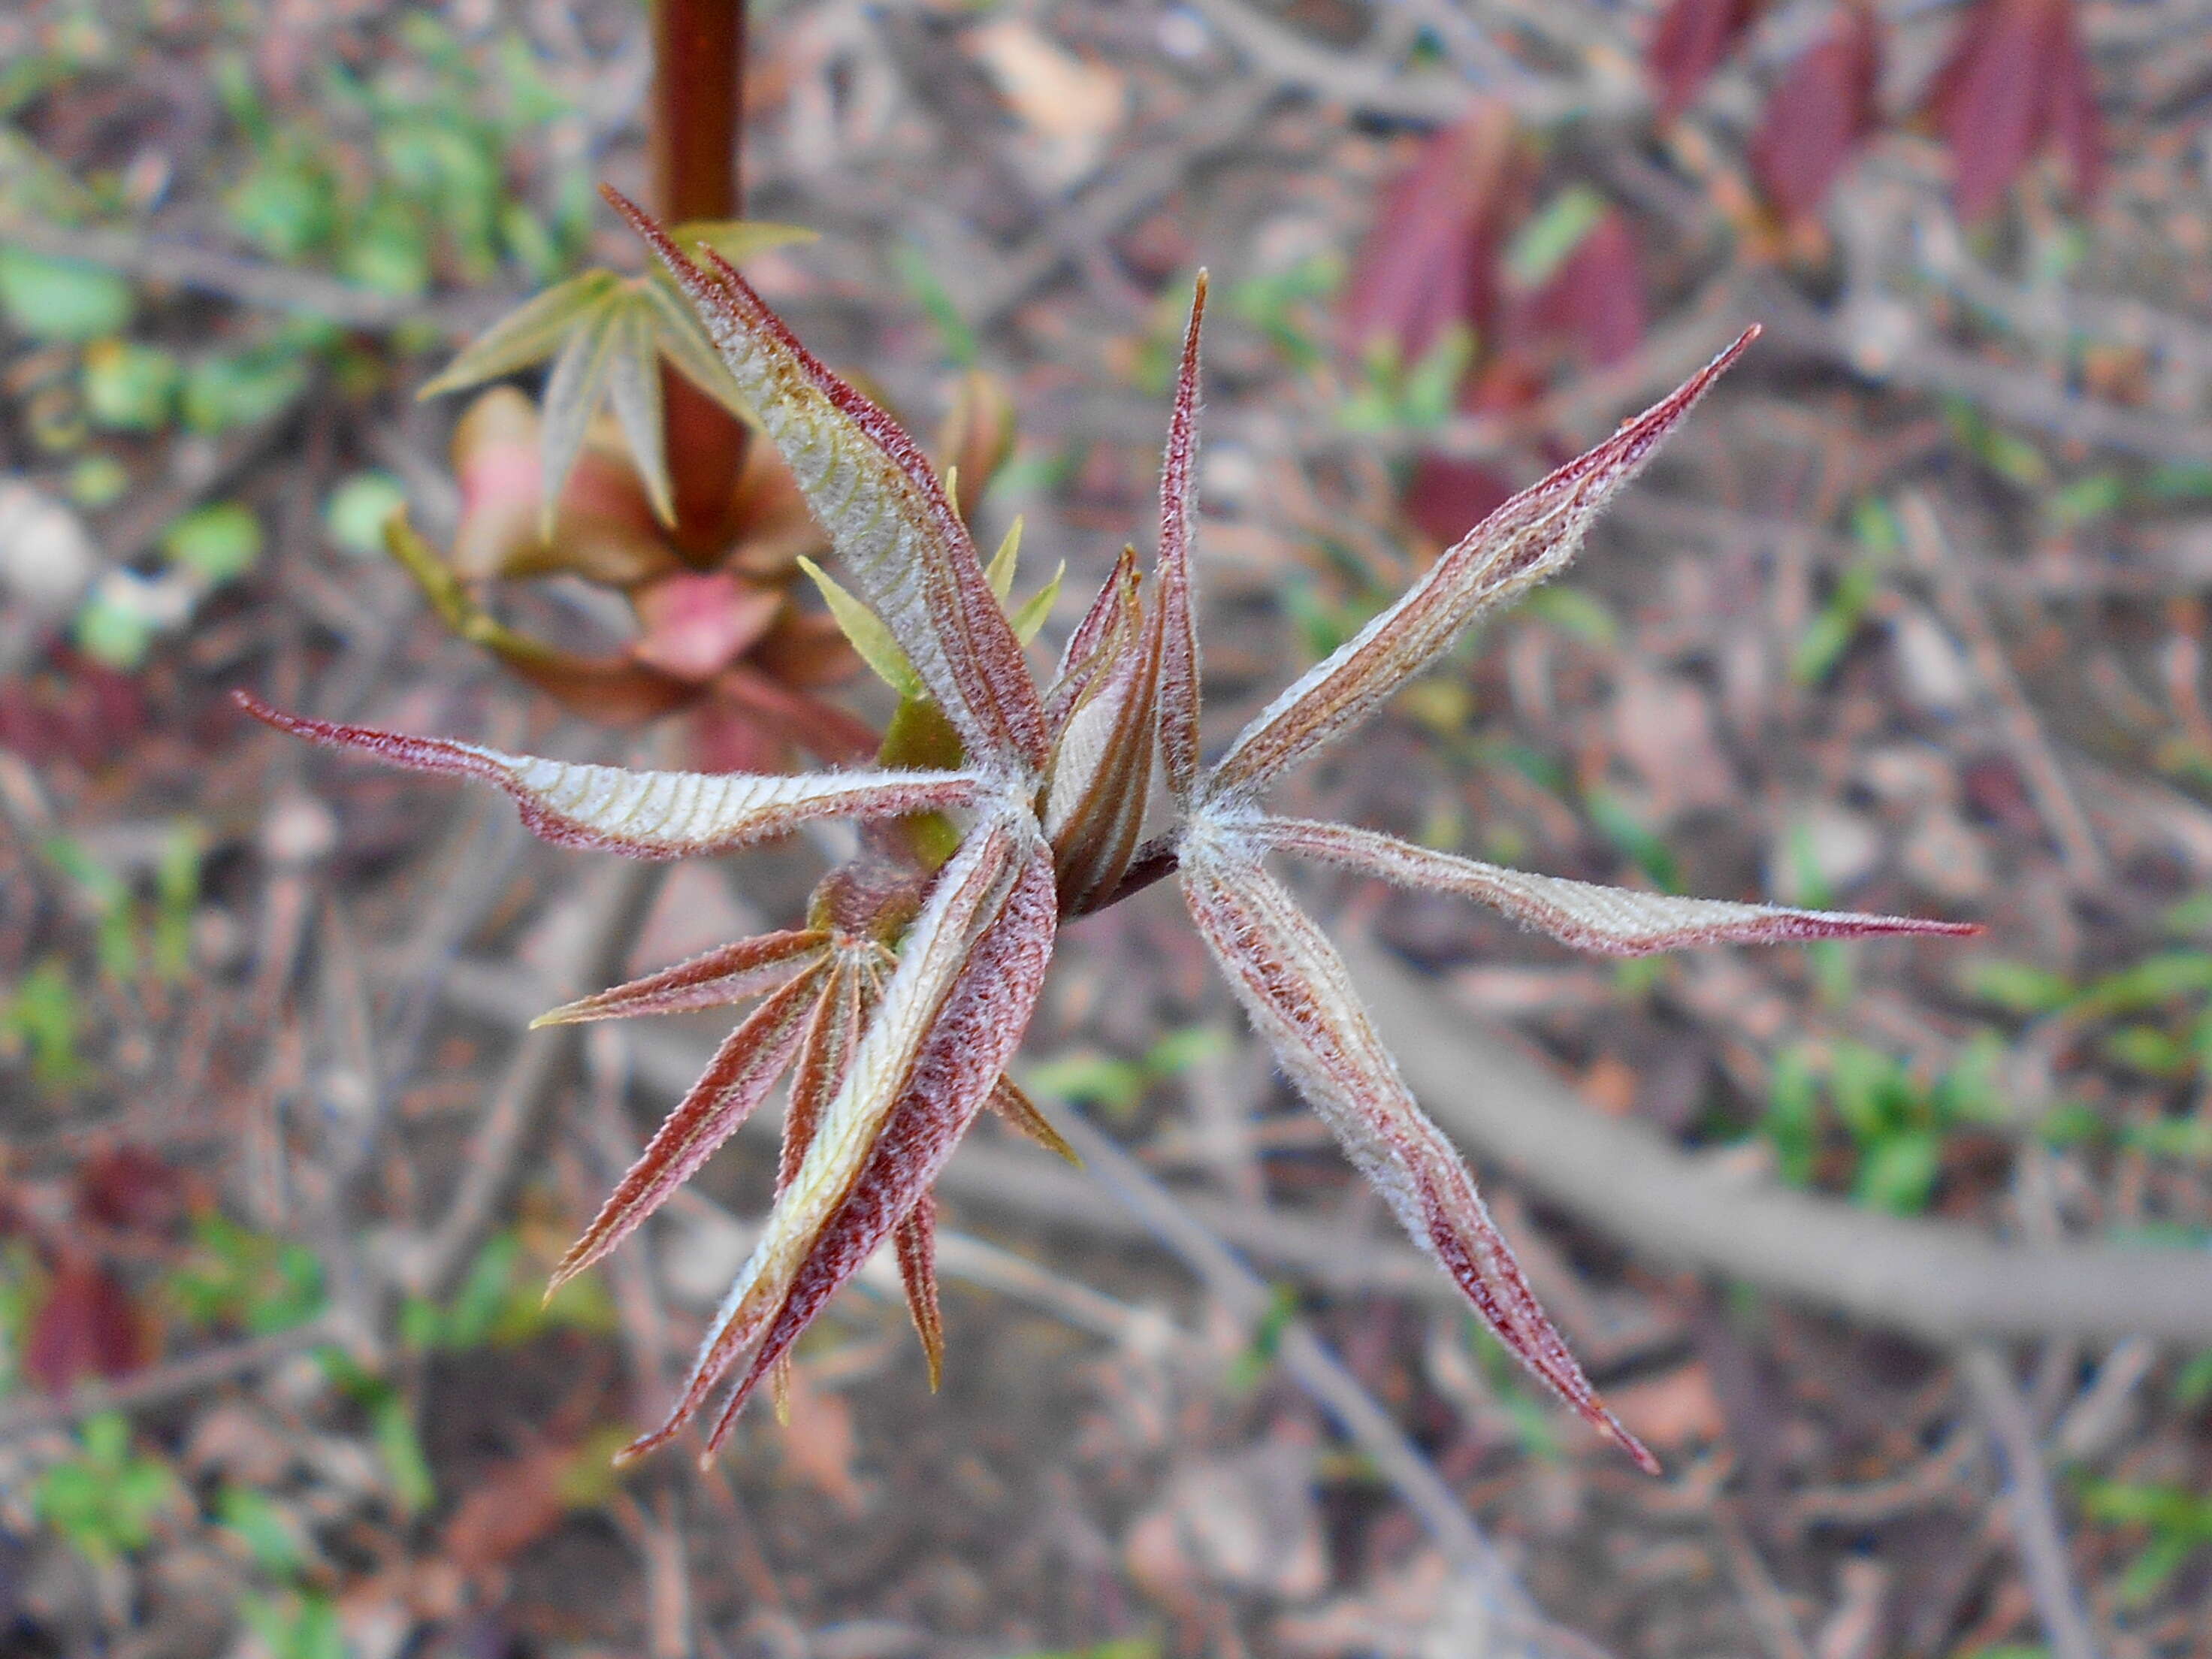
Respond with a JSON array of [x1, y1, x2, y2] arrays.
[[240, 190, 1975, 1473], [419, 221, 817, 525]]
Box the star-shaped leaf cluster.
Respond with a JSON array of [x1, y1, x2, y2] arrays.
[[242, 192, 1975, 1472]]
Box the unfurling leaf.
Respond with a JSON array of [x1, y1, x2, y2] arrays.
[[893, 1195, 946, 1391], [419, 270, 625, 400], [669, 221, 820, 267], [532, 930, 830, 1026], [987, 1075, 1081, 1165], [610, 189, 1048, 778], [624, 819, 1056, 1463], [1006, 552, 1063, 646], [417, 220, 811, 530], [548, 966, 826, 1294], [1179, 838, 1658, 1472], [798, 555, 926, 700]]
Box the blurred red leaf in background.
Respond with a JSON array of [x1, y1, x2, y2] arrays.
[[1927, 0, 2100, 220], [1401, 205, 1648, 545], [1509, 207, 1647, 374], [1400, 405, 1522, 545], [1339, 103, 1524, 367], [23, 1255, 148, 1393], [0, 650, 149, 771], [1648, 0, 1766, 119], [1751, 0, 1882, 221], [76, 1144, 190, 1234], [1346, 112, 1649, 547]]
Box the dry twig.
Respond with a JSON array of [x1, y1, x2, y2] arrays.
[[1895, 491, 2110, 886], [1960, 1346, 2105, 1659], [393, 859, 668, 1301], [1030, 1086, 1589, 1659], [0, 1319, 338, 1443]]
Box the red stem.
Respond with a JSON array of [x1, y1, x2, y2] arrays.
[[652, 0, 752, 560]]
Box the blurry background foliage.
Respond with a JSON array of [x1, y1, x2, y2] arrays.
[[2, 5, 592, 669]]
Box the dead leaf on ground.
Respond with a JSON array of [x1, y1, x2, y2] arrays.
[[966, 18, 1127, 192], [1603, 1363, 1727, 1452], [440, 1443, 581, 1576], [775, 1361, 872, 1516], [1125, 1440, 1327, 1605], [1273, 1550, 1501, 1658]]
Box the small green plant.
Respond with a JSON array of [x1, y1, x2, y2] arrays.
[[165, 1213, 325, 1336], [2078, 1476, 2212, 1606], [219, 1485, 347, 1659], [73, 486, 276, 668], [1945, 396, 2051, 488], [240, 1591, 346, 1659], [1222, 1283, 1304, 1394], [1227, 251, 1340, 372], [313, 1348, 437, 1518], [36, 826, 206, 980], [1582, 785, 1680, 893], [0, 245, 133, 343], [1339, 325, 1477, 435], [215, 15, 588, 297], [216, 1487, 311, 1579], [1965, 948, 2212, 1159], [32, 1413, 184, 1567], [323, 472, 410, 558], [1, 960, 88, 1089], [396, 1227, 618, 1354], [80, 338, 180, 431], [1760, 1035, 2005, 1213], [1020, 1026, 1231, 1123], [1790, 496, 1901, 688]]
